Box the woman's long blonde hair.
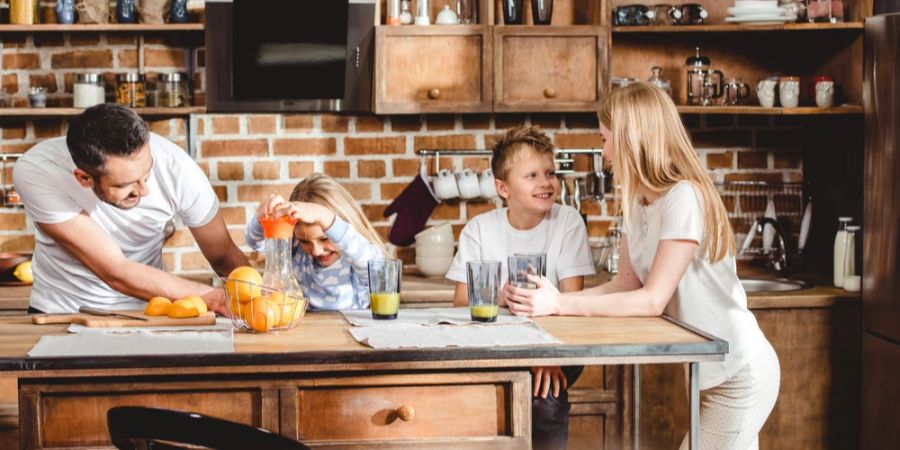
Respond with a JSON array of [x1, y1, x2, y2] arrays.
[[598, 82, 734, 261], [289, 173, 389, 257]]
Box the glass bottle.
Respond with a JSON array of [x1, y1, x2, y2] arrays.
[[842, 225, 861, 292], [258, 215, 304, 299], [833, 216, 853, 287], [648, 66, 673, 98], [158, 72, 190, 107]]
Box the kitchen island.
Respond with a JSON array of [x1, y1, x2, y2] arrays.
[[0, 312, 724, 450]]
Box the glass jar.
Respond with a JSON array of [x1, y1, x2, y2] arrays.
[[74, 73, 106, 108], [611, 77, 639, 92], [157, 72, 190, 107], [115, 72, 146, 107], [648, 66, 673, 98]]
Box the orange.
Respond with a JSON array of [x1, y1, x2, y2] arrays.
[[177, 295, 207, 315], [278, 298, 306, 327], [168, 298, 200, 318], [245, 295, 281, 333], [144, 297, 172, 316], [258, 214, 298, 239], [225, 266, 262, 303]]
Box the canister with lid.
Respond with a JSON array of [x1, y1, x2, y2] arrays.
[[74, 73, 106, 108], [157, 72, 190, 107], [115, 72, 146, 107]]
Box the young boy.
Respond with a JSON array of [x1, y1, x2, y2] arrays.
[[445, 125, 596, 450]]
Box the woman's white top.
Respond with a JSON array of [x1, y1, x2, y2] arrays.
[[625, 181, 767, 390]]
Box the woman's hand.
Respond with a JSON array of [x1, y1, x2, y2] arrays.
[[532, 366, 568, 398], [504, 274, 561, 317], [273, 201, 336, 230]]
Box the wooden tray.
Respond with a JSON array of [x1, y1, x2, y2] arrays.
[[32, 311, 217, 328]]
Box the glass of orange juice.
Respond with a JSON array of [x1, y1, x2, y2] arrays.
[[467, 260, 501, 322], [367, 259, 402, 320]]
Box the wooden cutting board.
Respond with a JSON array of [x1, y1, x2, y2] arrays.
[[32, 311, 217, 328]]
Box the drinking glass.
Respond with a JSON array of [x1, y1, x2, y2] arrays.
[[508, 253, 546, 288], [502, 0, 523, 24], [456, 0, 478, 24], [367, 259, 402, 320], [467, 261, 501, 322], [531, 0, 552, 25]]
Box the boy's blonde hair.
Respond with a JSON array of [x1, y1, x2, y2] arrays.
[[598, 81, 735, 262], [491, 126, 556, 180], [289, 173, 389, 257]]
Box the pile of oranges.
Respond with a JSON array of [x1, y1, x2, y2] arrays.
[[143, 295, 208, 318], [224, 266, 306, 333]]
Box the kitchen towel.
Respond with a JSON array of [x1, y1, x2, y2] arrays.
[[28, 326, 234, 357], [341, 307, 532, 327], [349, 322, 561, 349], [383, 174, 440, 246]]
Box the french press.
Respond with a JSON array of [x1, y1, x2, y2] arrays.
[[685, 47, 724, 106]]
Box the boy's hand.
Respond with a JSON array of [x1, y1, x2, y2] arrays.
[[533, 366, 568, 398], [273, 202, 336, 230], [505, 274, 560, 317], [257, 194, 289, 220]]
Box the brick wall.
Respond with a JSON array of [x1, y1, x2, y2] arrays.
[[0, 33, 803, 276]]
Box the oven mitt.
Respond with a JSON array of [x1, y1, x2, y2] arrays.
[[383, 174, 440, 246]]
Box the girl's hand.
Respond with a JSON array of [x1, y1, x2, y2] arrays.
[[504, 274, 561, 317], [273, 201, 336, 230], [257, 194, 288, 220], [532, 366, 568, 398]]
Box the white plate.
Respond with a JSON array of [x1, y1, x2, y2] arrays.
[[732, 0, 778, 8], [728, 6, 786, 15], [725, 14, 796, 23]]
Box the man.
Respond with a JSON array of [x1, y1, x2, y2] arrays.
[[13, 104, 247, 314]]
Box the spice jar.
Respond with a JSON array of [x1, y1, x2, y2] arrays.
[[115, 72, 146, 107], [74, 73, 106, 108], [157, 72, 190, 107]]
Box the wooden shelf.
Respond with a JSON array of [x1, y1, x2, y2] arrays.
[[0, 23, 204, 33], [613, 22, 864, 33], [676, 105, 863, 115], [0, 107, 205, 117]]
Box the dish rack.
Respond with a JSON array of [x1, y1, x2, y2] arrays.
[[715, 181, 805, 257]]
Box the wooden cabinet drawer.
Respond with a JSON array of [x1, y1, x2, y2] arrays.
[[494, 26, 608, 112], [375, 26, 493, 114], [289, 372, 530, 445]]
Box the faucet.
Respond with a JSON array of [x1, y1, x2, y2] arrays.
[[753, 217, 789, 275]]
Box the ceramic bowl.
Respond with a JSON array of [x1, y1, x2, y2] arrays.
[[415, 222, 454, 245], [415, 242, 455, 257], [416, 255, 454, 278]]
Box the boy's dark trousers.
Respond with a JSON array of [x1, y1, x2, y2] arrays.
[[533, 365, 584, 450]]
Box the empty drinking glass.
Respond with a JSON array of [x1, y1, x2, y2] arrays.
[[508, 253, 546, 288], [367, 259, 402, 320], [456, 0, 478, 24], [467, 261, 501, 322], [531, 0, 552, 24]]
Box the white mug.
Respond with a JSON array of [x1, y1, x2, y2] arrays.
[[456, 169, 481, 200], [479, 169, 498, 198], [815, 81, 835, 108], [779, 80, 800, 108], [757, 79, 777, 108], [433, 169, 459, 200]]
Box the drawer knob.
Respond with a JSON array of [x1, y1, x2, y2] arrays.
[[427, 88, 441, 100], [543, 88, 557, 99], [397, 405, 415, 421]]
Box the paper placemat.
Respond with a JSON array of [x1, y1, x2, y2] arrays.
[[341, 307, 532, 327], [349, 323, 561, 349], [28, 327, 234, 357]]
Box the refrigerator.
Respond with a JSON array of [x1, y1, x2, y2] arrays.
[[862, 10, 900, 450]]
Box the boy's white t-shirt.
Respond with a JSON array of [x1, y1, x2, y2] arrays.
[[13, 133, 219, 313], [626, 181, 767, 390], [446, 204, 596, 287]]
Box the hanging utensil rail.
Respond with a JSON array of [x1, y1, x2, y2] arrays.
[[416, 148, 603, 174]]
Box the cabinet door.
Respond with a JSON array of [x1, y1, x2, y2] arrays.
[[494, 26, 608, 112], [374, 26, 493, 114]]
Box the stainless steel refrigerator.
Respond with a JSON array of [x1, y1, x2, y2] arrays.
[[862, 10, 900, 450]]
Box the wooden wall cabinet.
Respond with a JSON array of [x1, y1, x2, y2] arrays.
[[494, 26, 607, 112]]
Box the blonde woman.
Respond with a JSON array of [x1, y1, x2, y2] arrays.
[[504, 82, 779, 450], [245, 173, 389, 310]]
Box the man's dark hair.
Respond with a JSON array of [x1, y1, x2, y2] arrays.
[[66, 104, 149, 176]]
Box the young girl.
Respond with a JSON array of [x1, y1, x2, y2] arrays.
[[504, 82, 780, 450], [245, 173, 388, 310]]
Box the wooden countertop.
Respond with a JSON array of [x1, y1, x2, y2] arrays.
[[0, 312, 725, 377]]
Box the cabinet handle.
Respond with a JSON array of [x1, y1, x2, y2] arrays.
[[397, 405, 415, 421], [427, 88, 441, 100], [543, 88, 557, 99]]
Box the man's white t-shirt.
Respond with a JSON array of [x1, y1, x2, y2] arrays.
[[446, 204, 596, 287], [626, 181, 767, 390], [13, 133, 219, 313]]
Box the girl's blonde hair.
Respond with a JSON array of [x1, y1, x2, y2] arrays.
[[598, 81, 734, 261], [289, 173, 389, 257]]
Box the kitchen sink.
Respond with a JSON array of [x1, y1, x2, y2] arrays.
[[740, 278, 811, 293]]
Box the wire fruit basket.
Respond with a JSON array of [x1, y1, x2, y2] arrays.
[[223, 278, 308, 333]]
